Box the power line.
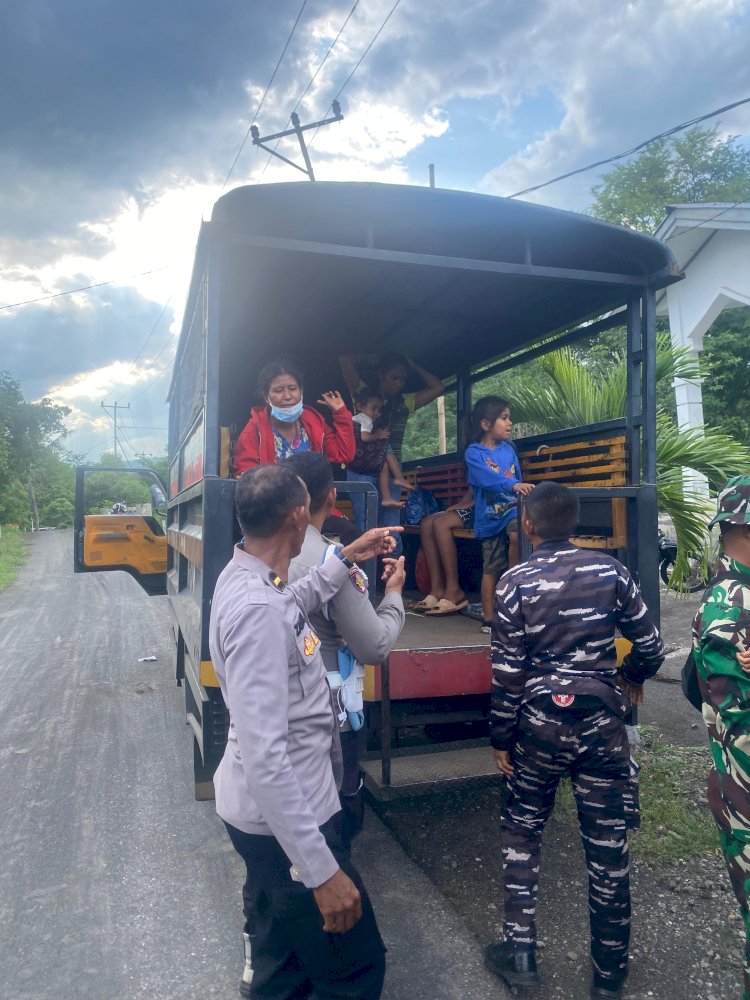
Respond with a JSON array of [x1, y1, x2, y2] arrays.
[[126, 358, 175, 406], [223, 0, 310, 190], [0, 267, 170, 312], [508, 96, 750, 199], [308, 0, 402, 149], [257, 0, 362, 182], [104, 294, 174, 404]]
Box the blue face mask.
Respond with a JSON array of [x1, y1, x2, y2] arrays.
[[269, 399, 304, 423]]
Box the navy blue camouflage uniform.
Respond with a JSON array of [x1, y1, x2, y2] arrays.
[[491, 542, 664, 987]]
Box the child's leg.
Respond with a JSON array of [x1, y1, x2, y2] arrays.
[[419, 513, 445, 598], [385, 450, 413, 491], [507, 525, 519, 567], [433, 512, 465, 604], [480, 531, 510, 628], [481, 572, 497, 627], [379, 462, 403, 509]]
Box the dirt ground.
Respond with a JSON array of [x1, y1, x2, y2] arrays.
[[375, 587, 745, 1000], [378, 780, 742, 1000]]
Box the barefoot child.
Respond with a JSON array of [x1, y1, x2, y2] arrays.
[[465, 396, 534, 632]]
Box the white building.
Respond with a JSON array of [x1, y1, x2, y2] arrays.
[[654, 203, 750, 433]]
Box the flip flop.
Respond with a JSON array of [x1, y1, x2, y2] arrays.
[[412, 594, 440, 611], [425, 598, 469, 616]]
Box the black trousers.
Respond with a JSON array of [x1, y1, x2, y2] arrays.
[[227, 813, 385, 1000], [502, 696, 632, 985], [340, 730, 365, 846]]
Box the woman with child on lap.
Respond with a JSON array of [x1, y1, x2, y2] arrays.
[[340, 352, 445, 549], [232, 360, 355, 474]]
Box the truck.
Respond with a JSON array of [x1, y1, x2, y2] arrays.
[[74, 180, 681, 799]]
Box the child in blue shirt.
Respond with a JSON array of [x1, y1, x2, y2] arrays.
[[465, 396, 534, 631]]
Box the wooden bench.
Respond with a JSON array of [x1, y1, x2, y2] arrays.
[[402, 430, 628, 550]]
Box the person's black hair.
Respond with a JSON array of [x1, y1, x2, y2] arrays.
[[235, 464, 307, 538], [523, 481, 580, 540], [376, 352, 409, 376], [286, 452, 334, 515], [471, 395, 511, 441], [355, 384, 385, 408], [256, 360, 304, 404]]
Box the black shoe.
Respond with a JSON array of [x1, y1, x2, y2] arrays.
[[590, 974, 627, 998], [484, 942, 540, 989]]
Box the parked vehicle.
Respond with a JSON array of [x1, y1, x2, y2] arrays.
[[74, 181, 680, 798], [658, 527, 711, 592]]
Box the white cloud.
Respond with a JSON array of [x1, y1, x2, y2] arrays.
[[2, 0, 750, 464]]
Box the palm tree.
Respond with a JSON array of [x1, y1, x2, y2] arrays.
[[491, 336, 750, 587]]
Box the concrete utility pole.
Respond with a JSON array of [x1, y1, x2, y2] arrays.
[[101, 401, 130, 460], [250, 102, 344, 181]]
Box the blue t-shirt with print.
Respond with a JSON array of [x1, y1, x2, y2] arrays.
[[465, 440, 521, 539]]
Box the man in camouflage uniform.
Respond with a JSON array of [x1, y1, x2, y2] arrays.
[[692, 474, 750, 1000], [485, 482, 665, 999]]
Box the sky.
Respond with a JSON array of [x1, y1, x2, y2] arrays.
[[2, 0, 750, 462]]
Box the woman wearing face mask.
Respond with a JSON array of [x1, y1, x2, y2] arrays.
[[233, 360, 356, 475]]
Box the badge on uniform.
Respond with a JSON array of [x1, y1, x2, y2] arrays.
[[268, 572, 285, 591], [302, 627, 320, 657], [349, 566, 367, 593], [551, 693, 575, 708]]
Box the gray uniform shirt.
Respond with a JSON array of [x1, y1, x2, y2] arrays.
[[209, 543, 352, 889], [289, 525, 405, 680]]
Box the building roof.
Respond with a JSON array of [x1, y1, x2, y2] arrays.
[[654, 203, 750, 315]]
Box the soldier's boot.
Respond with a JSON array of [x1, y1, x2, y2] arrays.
[[590, 971, 627, 998], [484, 942, 540, 989], [239, 933, 253, 999]]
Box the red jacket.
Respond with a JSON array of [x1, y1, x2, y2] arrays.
[[233, 404, 356, 475]]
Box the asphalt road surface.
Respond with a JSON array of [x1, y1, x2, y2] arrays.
[[0, 530, 507, 1000], [0, 530, 712, 1000], [0, 530, 246, 999]]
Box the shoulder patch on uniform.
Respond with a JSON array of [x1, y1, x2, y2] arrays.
[[349, 566, 368, 593], [268, 572, 285, 592]]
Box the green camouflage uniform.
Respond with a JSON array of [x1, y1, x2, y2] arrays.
[[692, 475, 750, 1000]]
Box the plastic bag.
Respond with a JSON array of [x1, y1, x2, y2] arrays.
[[404, 488, 441, 525]]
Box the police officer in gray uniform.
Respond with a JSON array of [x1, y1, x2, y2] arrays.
[[209, 464, 400, 1000], [287, 451, 406, 842]]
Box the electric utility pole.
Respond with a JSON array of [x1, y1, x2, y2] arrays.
[[101, 401, 130, 460], [250, 102, 344, 181]]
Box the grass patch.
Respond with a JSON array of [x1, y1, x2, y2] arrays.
[[0, 527, 28, 591], [554, 727, 718, 865]]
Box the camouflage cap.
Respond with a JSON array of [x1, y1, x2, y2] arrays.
[[709, 475, 750, 528]]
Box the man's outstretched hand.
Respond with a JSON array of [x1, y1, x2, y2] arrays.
[[342, 526, 403, 563], [313, 868, 362, 934], [382, 556, 406, 593]]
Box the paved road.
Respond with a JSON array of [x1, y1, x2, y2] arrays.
[[0, 531, 502, 1000]]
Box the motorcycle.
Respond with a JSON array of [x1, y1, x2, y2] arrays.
[[658, 528, 709, 592]]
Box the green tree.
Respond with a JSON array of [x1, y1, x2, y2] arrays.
[[591, 125, 750, 233], [588, 125, 750, 451], [701, 308, 750, 447], [0, 372, 71, 527]]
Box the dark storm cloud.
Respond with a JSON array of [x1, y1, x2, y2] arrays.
[[0, 0, 345, 244], [0, 285, 173, 385]]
